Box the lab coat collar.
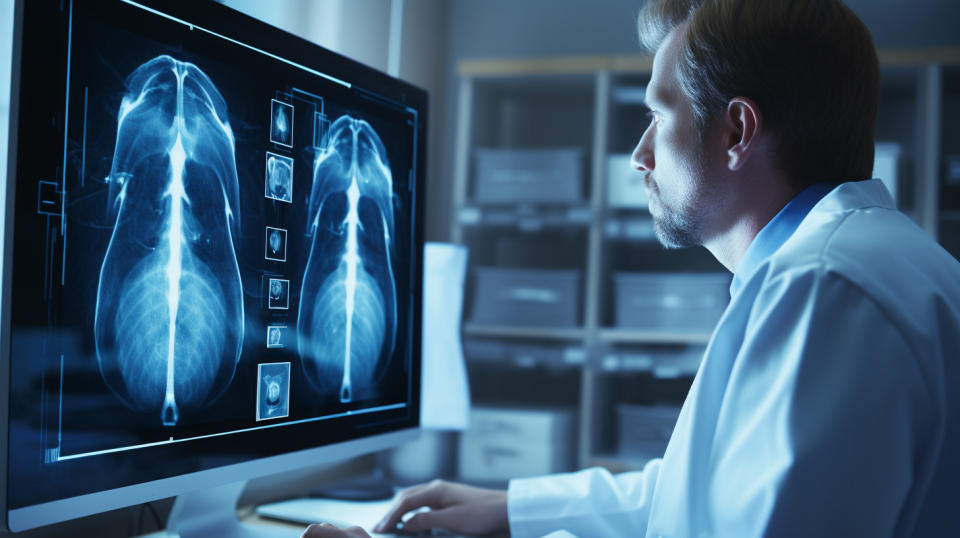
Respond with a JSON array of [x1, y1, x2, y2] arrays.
[[729, 178, 897, 297], [730, 182, 838, 296]]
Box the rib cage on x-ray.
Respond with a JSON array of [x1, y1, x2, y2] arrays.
[[299, 116, 398, 403], [94, 55, 244, 426]]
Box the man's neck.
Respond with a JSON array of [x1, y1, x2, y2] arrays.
[[702, 176, 800, 274]]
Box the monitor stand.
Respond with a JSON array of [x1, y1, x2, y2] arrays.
[[162, 480, 302, 537]]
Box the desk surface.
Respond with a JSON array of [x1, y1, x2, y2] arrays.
[[253, 497, 475, 537]]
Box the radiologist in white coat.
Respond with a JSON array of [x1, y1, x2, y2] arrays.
[[304, 0, 960, 537]]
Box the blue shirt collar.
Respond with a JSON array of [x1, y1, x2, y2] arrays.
[[730, 182, 835, 296]]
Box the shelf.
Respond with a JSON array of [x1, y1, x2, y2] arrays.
[[453, 49, 960, 471], [459, 48, 960, 80], [604, 217, 656, 241], [458, 205, 593, 230], [463, 323, 586, 341], [464, 337, 588, 368], [597, 328, 713, 345], [460, 55, 624, 77], [597, 351, 701, 377], [467, 353, 586, 370]]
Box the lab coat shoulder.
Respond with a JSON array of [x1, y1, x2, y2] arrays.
[[649, 258, 929, 536], [770, 180, 960, 355], [760, 182, 960, 405], [690, 182, 958, 536]]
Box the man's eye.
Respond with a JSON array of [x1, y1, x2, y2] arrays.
[[645, 110, 659, 123]]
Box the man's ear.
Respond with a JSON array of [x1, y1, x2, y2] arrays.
[[723, 97, 762, 171]]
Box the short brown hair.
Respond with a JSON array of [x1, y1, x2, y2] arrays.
[[638, 0, 880, 187]]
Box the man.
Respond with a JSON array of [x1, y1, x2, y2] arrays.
[[305, 0, 960, 536]]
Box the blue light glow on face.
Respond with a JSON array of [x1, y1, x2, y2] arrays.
[[94, 55, 245, 426], [298, 116, 398, 403]]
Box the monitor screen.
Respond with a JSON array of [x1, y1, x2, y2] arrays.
[[2, 0, 424, 529]]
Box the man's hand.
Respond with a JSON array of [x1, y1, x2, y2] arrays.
[[301, 522, 370, 538], [374, 479, 508, 535]]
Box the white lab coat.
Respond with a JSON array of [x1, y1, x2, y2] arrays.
[[507, 179, 960, 537]]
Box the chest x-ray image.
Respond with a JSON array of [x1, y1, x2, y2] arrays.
[[268, 277, 289, 310], [93, 55, 245, 427], [256, 362, 290, 420], [265, 152, 293, 203], [298, 116, 398, 403], [265, 226, 287, 262], [270, 99, 294, 147]]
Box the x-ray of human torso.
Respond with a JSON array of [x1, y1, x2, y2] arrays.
[[298, 117, 398, 403], [94, 55, 245, 427]]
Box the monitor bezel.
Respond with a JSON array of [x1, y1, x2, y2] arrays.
[[1, 0, 427, 531], [0, 0, 25, 530]]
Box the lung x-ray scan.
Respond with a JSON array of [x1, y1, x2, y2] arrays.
[[94, 55, 245, 427], [298, 116, 398, 403]]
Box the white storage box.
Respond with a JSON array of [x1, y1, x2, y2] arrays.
[[616, 404, 681, 458], [473, 148, 583, 205], [470, 267, 581, 327], [614, 272, 729, 332], [459, 407, 575, 481], [606, 153, 648, 209]]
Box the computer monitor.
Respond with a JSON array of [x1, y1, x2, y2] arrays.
[[1, 0, 425, 534]]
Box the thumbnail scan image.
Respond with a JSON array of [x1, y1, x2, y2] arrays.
[[256, 362, 290, 420], [298, 116, 398, 403], [266, 325, 286, 348], [93, 55, 245, 427], [268, 278, 289, 310], [265, 152, 293, 203], [270, 99, 294, 147], [265, 226, 287, 262]]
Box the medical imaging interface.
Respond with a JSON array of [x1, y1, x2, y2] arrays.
[[7, 1, 421, 508]]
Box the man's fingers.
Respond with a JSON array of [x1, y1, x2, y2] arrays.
[[301, 522, 371, 538], [396, 509, 446, 534], [400, 505, 483, 535], [401, 503, 502, 536], [374, 480, 446, 533]]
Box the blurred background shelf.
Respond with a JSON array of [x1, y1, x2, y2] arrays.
[[451, 45, 960, 475], [596, 328, 713, 346], [463, 323, 587, 341], [457, 205, 594, 230]]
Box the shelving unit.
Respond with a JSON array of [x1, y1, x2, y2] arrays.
[[450, 48, 960, 472]]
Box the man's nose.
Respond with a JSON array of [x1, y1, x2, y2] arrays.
[[630, 129, 654, 172]]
